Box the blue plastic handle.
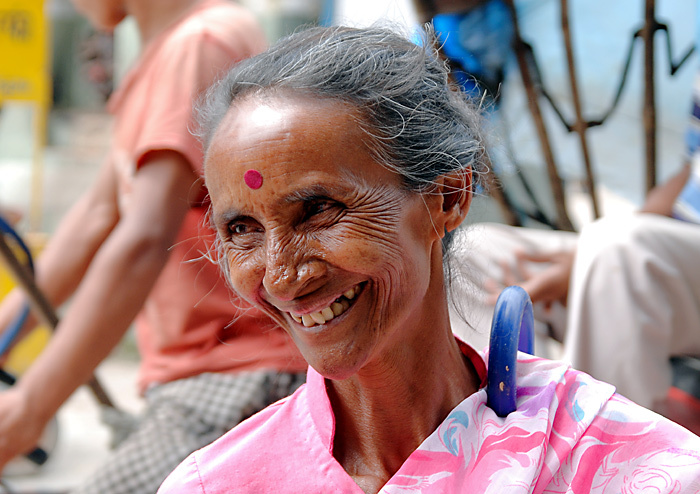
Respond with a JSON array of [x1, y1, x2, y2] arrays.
[[486, 286, 534, 417], [0, 214, 33, 357]]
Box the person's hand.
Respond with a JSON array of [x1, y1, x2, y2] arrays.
[[640, 162, 691, 216], [485, 248, 576, 309], [0, 385, 48, 472]]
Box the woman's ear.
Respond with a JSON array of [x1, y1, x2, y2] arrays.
[[437, 169, 472, 233]]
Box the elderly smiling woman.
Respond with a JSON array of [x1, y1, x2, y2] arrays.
[[159, 26, 700, 494]]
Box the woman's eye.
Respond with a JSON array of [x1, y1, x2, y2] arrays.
[[227, 218, 259, 236], [304, 199, 343, 222], [308, 201, 331, 216], [224, 218, 263, 250]]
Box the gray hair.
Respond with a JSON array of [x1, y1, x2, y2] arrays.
[[198, 25, 487, 252]]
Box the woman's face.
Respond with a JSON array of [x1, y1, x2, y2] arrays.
[[205, 94, 448, 379]]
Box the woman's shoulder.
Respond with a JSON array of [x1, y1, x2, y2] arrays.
[[512, 354, 700, 448], [160, 382, 322, 492], [201, 386, 304, 460]]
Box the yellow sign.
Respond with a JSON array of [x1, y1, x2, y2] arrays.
[[0, 0, 47, 104]]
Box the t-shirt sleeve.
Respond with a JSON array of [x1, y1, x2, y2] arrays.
[[158, 454, 204, 493], [133, 31, 248, 176]]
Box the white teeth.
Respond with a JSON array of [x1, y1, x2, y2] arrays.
[[290, 285, 360, 327], [321, 307, 335, 321], [310, 311, 326, 325], [330, 302, 344, 316]]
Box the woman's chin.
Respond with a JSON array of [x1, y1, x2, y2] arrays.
[[299, 343, 367, 382]]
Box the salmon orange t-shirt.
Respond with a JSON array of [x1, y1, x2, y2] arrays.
[[106, 0, 306, 393]]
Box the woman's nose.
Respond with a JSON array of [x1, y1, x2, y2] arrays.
[[262, 246, 326, 301]]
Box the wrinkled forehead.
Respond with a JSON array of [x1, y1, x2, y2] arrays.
[[213, 90, 366, 141], [204, 92, 370, 175]]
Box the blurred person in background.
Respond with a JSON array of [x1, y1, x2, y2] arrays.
[[411, 0, 512, 102], [468, 66, 700, 418], [411, 0, 700, 420], [0, 1, 306, 492]]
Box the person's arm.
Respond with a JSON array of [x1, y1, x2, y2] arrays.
[[0, 150, 198, 470], [639, 162, 691, 216], [0, 159, 120, 342]]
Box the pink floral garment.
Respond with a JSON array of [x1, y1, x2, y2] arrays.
[[159, 341, 700, 493]]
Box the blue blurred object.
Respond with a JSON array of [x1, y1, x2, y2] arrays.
[[672, 160, 700, 223], [0, 304, 30, 358], [432, 0, 513, 100], [486, 285, 534, 417], [319, 0, 335, 26], [0, 215, 34, 274]]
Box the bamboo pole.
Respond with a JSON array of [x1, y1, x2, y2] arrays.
[[643, 0, 657, 192], [29, 102, 46, 231], [560, 0, 600, 219], [505, 0, 574, 231]]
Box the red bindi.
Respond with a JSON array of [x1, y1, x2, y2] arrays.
[[244, 169, 263, 189]]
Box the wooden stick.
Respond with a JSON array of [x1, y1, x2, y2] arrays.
[[643, 0, 657, 192], [561, 0, 600, 219], [0, 234, 57, 330], [505, 0, 574, 231], [482, 155, 521, 226]]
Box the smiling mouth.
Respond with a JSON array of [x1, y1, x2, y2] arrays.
[[288, 285, 362, 327]]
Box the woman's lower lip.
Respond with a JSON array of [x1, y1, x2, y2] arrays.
[[293, 321, 330, 334]]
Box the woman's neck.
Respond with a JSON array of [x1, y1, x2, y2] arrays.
[[327, 310, 480, 493]]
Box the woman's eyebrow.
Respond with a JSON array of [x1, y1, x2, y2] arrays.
[[284, 184, 342, 204], [213, 208, 245, 226], [213, 183, 350, 225]]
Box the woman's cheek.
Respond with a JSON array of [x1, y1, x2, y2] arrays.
[[225, 249, 262, 303], [327, 226, 393, 269]]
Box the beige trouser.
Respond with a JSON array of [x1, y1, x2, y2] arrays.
[[565, 214, 700, 408]]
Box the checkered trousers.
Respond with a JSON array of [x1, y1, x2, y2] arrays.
[[71, 370, 307, 494]]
